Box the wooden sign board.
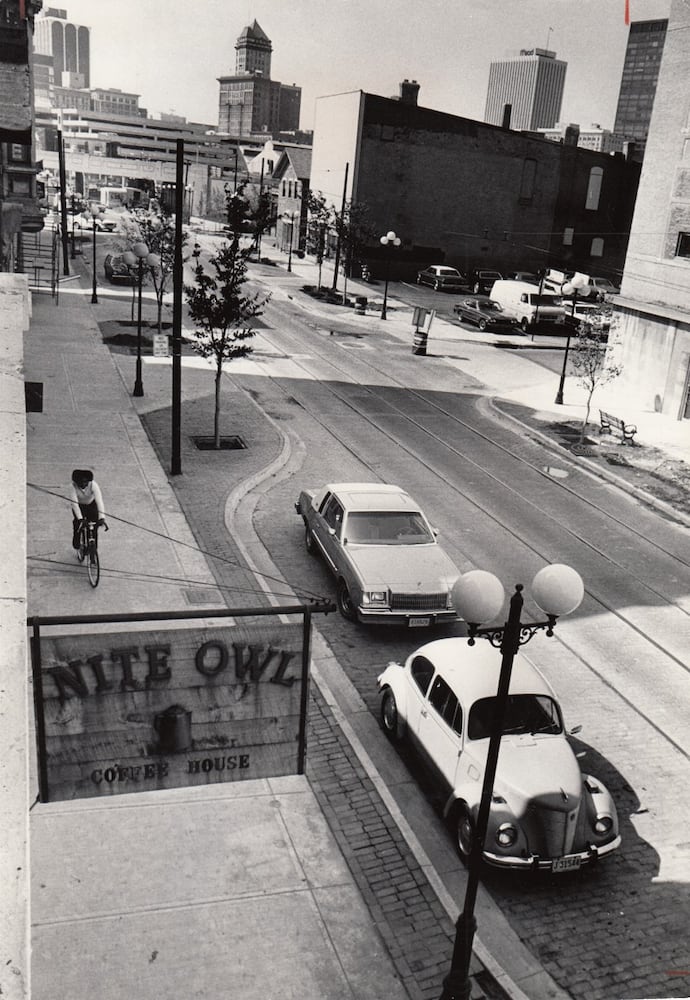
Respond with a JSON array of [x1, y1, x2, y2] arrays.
[[33, 622, 307, 802]]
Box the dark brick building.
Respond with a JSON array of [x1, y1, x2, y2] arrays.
[[310, 84, 641, 282]]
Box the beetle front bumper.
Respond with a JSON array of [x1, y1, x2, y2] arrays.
[[482, 833, 621, 870]]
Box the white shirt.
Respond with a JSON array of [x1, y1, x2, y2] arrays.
[[70, 480, 105, 520]]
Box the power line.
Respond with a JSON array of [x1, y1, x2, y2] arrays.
[[27, 482, 328, 603]]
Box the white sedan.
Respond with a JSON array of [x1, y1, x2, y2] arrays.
[[377, 638, 620, 871]]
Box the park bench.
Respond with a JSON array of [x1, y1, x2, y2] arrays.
[[599, 410, 637, 445]]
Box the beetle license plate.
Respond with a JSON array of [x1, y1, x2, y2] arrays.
[[552, 856, 581, 873], [409, 617, 431, 627]]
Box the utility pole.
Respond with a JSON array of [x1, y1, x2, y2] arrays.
[[171, 139, 184, 476]]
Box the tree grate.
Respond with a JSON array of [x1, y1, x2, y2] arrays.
[[192, 436, 246, 451]]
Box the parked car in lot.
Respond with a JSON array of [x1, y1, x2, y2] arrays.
[[295, 482, 461, 626], [468, 269, 503, 294], [505, 271, 539, 284], [416, 265, 468, 292], [565, 300, 612, 336], [72, 210, 120, 233], [104, 253, 135, 284], [452, 295, 517, 332], [377, 638, 621, 870], [587, 276, 620, 300]]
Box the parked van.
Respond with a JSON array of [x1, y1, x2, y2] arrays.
[[489, 280, 564, 332]]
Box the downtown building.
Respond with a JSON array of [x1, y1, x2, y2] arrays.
[[310, 81, 639, 283], [484, 47, 566, 131], [613, 18, 668, 162], [613, 0, 690, 422], [217, 20, 301, 137]]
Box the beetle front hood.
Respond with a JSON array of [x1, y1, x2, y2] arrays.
[[345, 544, 459, 588], [471, 735, 582, 809]]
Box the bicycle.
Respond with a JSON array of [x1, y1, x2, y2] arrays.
[[76, 518, 108, 587]]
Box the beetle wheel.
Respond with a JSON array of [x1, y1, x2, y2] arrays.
[[455, 804, 475, 862], [304, 525, 317, 556], [336, 579, 356, 621], [380, 688, 402, 741]]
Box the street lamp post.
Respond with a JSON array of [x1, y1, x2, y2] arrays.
[[380, 230, 401, 320], [123, 241, 158, 398], [555, 272, 590, 405], [70, 195, 77, 260], [440, 564, 585, 1000], [90, 203, 104, 303], [285, 210, 299, 272]]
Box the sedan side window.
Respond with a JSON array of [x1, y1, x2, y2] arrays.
[[428, 676, 463, 735], [410, 655, 435, 696], [323, 498, 344, 538]]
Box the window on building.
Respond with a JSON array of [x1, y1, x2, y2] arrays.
[[281, 180, 286, 196], [585, 167, 603, 211], [590, 237, 604, 257], [519, 158, 537, 201], [676, 232, 690, 258], [563, 227, 574, 246]]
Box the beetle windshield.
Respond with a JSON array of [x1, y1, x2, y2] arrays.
[[346, 511, 435, 544], [468, 694, 563, 740]]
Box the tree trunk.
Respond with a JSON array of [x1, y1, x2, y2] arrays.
[[214, 358, 222, 449], [580, 388, 594, 443]]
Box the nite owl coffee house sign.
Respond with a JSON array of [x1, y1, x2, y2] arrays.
[[29, 614, 313, 803]]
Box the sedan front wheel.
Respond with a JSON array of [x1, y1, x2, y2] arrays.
[[336, 579, 357, 621], [478, 318, 487, 331]]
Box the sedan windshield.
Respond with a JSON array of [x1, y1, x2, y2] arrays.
[[468, 694, 563, 740], [346, 511, 435, 544]]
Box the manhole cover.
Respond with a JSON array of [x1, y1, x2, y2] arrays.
[[192, 436, 246, 451], [570, 444, 597, 456]]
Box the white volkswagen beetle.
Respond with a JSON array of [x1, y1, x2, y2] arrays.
[[377, 638, 620, 871]]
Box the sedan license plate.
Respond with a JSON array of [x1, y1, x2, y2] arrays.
[[552, 856, 581, 873], [409, 617, 431, 628]]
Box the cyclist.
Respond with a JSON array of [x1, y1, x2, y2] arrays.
[[70, 469, 107, 549]]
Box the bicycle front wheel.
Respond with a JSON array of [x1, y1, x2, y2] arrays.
[[87, 546, 100, 587]]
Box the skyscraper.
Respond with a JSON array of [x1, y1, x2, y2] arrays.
[[33, 7, 90, 89], [484, 48, 566, 131], [217, 20, 301, 136], [613, 18, 668, 160]]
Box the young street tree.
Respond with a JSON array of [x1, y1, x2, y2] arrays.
[[120, 209, 189, 333], [184, 228, 270, 449], [570, 311, 622, 443], [306, 191, 332, 289]]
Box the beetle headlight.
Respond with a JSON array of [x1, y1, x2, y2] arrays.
[[594, 816, 613, 836], [496, 823, 518, 848], [362, 590, 389, 607]]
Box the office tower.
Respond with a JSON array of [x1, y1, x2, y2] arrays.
[[33, 7, 90, 89], [484, 48, 566, 131], [218, 21, 301, 136], [613, 18, 668, 160]]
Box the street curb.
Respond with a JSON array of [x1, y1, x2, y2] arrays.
[[220, 381, 566, 1000], [484, 396, 690, 528]]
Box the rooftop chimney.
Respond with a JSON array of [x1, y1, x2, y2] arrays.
[[399, 79, 420, 106], [564, 123, 580, 146]]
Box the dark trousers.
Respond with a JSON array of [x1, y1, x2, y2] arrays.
[[72, 501, 99, 547]]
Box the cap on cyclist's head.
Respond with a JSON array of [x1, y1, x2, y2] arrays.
[[72, 469, 93, 489]]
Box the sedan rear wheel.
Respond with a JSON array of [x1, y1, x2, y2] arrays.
[[336, 579, 357, 621], [380, 688, 402, 741], [456, 804, 475, 862], [520, 317, 530, 332], [304, 525, 317, 556]]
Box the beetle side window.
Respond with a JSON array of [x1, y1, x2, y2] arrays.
[[410, 656, 435, 696], [428, 676, 463, 735]]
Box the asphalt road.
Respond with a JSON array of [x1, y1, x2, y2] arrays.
[[235, 275, 690, 1000]]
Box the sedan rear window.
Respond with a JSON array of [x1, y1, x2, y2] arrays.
[[346, 511, 434, 544], [468, 694, 562, 740]]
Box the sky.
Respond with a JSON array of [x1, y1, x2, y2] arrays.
[[48, 0, 672, 132]]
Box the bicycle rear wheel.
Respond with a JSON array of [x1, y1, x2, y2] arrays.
[[87, 545, 100, 587]]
